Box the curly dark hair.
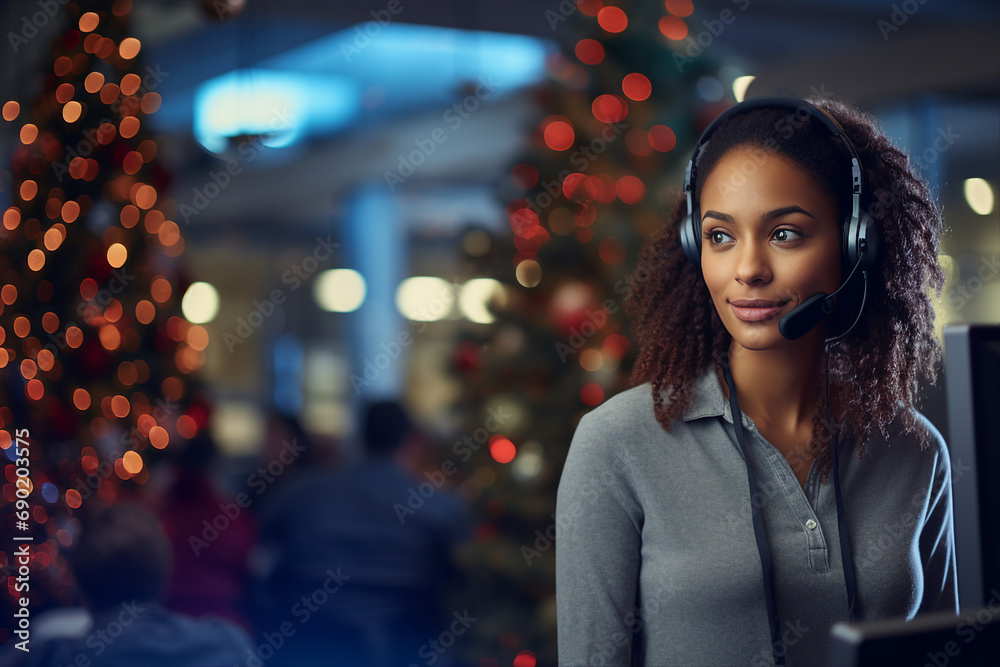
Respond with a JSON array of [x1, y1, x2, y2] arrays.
[[624, 95, 946, 482]]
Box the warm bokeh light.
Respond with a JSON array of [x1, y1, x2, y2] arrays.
[[186, 325, 209, 352], [27, 249, 46, 271], [100, 82, 120, 105], [597, 6, 628, 33], [56, 83, 75, 104], [733, 75, 755, 103], [592, 94, 628, 123], [659, 15, 688, 40], [151, 277, 172, 303], [119, 116, 140, 139], [314, 270, 366, 313], [120, 73, 141, 95], [135, 184, 156, 209], [459, 279, 506, 325], [66, 326, 83, 348], [149, 425, 169, 449], [543, 118, 574, 151], [122, 451, 143, 474], [62, 200, 80, 223], [84, 71, 105, 94], [574, 38, 605, 65], [515, 259, 542, 288], [19, 180, 37, 201], [66, 489, 82, 509], [135, 299, 155, 324], [2, 101, 19, 121], [73, 388, 91, 411], [3, 208, 20, 230], [107, 243, 127, 268], [622, 73, 651, 101], [181, 282, 220, 323], [111, 395, 130, 418], [64, 101, 83, 123], [1, 285, 15, 305], [581, 382, 605, 406], [19, 123, 38, 144], [119, 37, 141, 59], [616, 175, 646, 204], [396, 277, 454, 321], [648, 124, 677, 152], [580, 348, 603, 371], [140, 92, 162, 114], [963, 177, 995, 215], [488, 435, 517, 464]]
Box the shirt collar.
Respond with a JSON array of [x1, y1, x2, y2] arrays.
[[677, 365, 755, 429]]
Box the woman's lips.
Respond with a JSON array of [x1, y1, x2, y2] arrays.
[[730, 303, 785, 322]]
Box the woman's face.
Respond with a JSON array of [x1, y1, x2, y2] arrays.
[[699, 147, 842, 350]]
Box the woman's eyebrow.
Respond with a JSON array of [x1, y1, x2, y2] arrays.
[[701, 205, 817, 224]]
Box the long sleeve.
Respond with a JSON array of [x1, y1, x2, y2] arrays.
[[916, 420, 960, 615], [556, 411, 644, 666]]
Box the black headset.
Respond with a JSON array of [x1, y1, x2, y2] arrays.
[[679, 95, 880, 341]]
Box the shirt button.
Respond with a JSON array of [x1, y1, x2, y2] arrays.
[[805, 519, 818, 530]]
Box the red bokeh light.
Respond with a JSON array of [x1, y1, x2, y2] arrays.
[[581, 382, 605, 406], [511, 163, 539, 189], [659, 15, 688, 40], [622, 73, 651, 101], [574, 38, 605, 65], [648, 124, 677, 152], [592, 94, 628, 123], [543, 119, 575, 151], [616, 175, 646, 204], [597, 6, 628, 33], [489, 435, 516, 464]]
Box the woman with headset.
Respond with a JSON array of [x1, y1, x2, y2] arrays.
[[555, 95, 957, 666]]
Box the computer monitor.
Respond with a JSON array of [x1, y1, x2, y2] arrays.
[[828, 324, 1000, 666], [943, 323, 1000, 609]]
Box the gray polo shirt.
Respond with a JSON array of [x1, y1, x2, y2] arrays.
[[555, 366, 958, 666]]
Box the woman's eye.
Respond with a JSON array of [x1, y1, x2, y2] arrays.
[[702, 229, 801, 245]]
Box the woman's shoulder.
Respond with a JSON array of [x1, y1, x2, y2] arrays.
[[862, 402, 951, 479], [575, 382, 659, 433]]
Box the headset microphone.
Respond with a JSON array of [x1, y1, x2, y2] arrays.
[[778, 244, 869, 341]]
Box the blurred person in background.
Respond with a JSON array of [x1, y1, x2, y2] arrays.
[[159, 432, 257, 636], [11, 502, 253, 667], [255, 399, 473, 667]]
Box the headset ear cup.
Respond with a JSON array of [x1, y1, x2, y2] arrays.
[[680, 212, 701, 267]]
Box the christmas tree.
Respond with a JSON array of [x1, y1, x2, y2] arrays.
[[1, 0, 205, 638], [445, 1, 737, 663]]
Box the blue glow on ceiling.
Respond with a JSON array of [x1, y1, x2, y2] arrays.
[[192, 22, 553, 153]]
